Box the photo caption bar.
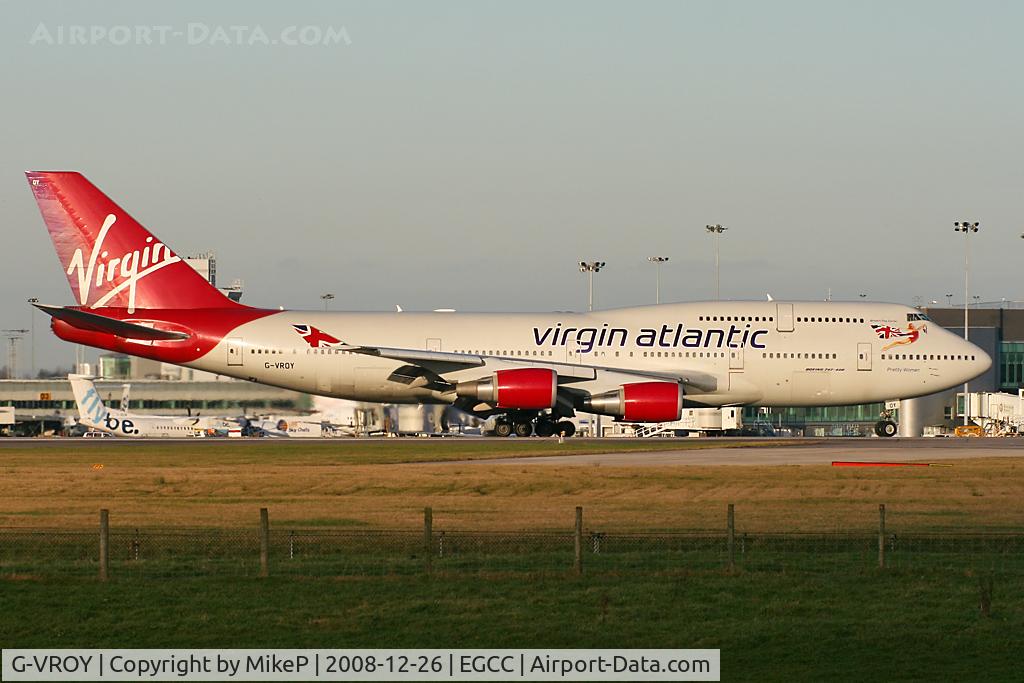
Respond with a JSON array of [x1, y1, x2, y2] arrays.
[[2, 649, 719, 681]]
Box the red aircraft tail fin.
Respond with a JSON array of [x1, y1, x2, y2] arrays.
[[26, 171, 240, 312]]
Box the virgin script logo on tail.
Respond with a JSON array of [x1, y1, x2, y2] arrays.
[[292, 324, 343, 348], [65, 213, 181, 313]]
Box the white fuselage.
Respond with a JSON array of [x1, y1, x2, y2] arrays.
[[180, 301, 989, 408]]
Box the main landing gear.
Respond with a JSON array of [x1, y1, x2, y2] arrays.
[[492, 414, 576, 438]]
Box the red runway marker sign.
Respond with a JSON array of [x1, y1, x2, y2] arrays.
[[832, 461, 951, 467]]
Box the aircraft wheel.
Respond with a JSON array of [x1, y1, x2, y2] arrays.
[[513, 421, 533, 438], [555, 421, 576, 438], [875, 420, 897, 437], [534, 420, 556, 437], [493, 421, 513, 438]]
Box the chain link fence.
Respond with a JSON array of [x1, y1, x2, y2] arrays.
[[1, 507, 1022, 579]]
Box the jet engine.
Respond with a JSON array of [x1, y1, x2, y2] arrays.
[[456, 368, 558, 409], [583, 381, 683, 422]]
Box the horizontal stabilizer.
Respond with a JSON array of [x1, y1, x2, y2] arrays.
[[34, 304, 190, 341]]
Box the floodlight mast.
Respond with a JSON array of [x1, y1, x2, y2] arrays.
[[705, 224, 727, 299], [579, 261, 606, 312], [953, 221, 979, 426], [648, 256, 669, 304]]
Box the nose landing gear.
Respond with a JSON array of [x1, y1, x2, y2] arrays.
[[874, 408, 897, 437], [874, 420, 897, 437]]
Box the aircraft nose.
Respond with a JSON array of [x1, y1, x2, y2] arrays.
[[964, 341, 992, 381]]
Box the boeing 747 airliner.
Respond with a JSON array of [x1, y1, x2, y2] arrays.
[[26, 172, 989, 437]]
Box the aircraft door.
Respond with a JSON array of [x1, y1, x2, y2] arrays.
[[574, 339, 586, 364], [227, 338, 244, 366], [857, 343, 872, 371], [776, 304, 794, 332], [315, 352, 333, 394], [729, 346, 744, 370]]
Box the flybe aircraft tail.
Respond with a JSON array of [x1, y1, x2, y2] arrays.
[[68, 374, 108, 428], [26, 172, 239, 312]]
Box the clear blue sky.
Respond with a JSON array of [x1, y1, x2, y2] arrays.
[[2, 1, 1022, 370]]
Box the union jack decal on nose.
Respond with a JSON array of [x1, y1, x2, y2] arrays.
[[292, 324, 343, 348], [871, 322, 926, 352]]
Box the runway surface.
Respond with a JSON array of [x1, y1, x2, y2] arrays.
[[464, 438, 1024, 466], [1, 436, 1022, 466]]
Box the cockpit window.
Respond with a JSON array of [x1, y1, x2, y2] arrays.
[[907, 313, 929, 321]]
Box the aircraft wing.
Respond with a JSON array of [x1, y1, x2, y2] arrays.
[[599, 366, 720, 393], [340, 343, 720, 393], [340, 344, 486, 371]]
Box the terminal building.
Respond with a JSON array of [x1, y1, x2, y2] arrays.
[[0, 377, 311, 436]]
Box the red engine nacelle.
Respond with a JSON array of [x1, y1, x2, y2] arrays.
[[584, 381, 683, 422], [456, 368, 558, 409], [622, 381, 683, 422]]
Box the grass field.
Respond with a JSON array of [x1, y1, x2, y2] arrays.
[[2, 567, 1022, 681], [0, 439, 1021, 532], [2, 439, 1023, 680]]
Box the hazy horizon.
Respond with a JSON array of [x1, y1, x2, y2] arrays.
[[2, 1, 1022, 371]]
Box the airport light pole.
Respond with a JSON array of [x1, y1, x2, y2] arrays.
[[2, 329, 28, 380], [320, 293, 335, 311], [946, 293, 954, 308], [26, 298, 38, 379], [705, 224, 727, 299], [580, 260, 606, 438], [954, 221, 979, 426], [579, 261, 606, 312], [648, 256, 669, 304]]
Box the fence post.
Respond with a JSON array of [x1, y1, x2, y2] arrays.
[[574, 506, 583, 575], [424, 507, 433, 574], [99, 509, 109, 582], [878, 504, 886, 569], [727, 503, 735, 571], [259, 507, 270, 578]]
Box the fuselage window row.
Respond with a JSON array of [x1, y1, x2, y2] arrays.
[[880, 354, 975, 361], [698, 316, 774, 322], [796, 317, 865, 323], [299, 347, 975, 363]]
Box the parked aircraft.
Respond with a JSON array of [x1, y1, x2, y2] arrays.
[[31, 172, 990, 437], [69, 374, 237, 437]]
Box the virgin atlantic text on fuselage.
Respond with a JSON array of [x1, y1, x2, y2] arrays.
[[532, 323, 769, 353]]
